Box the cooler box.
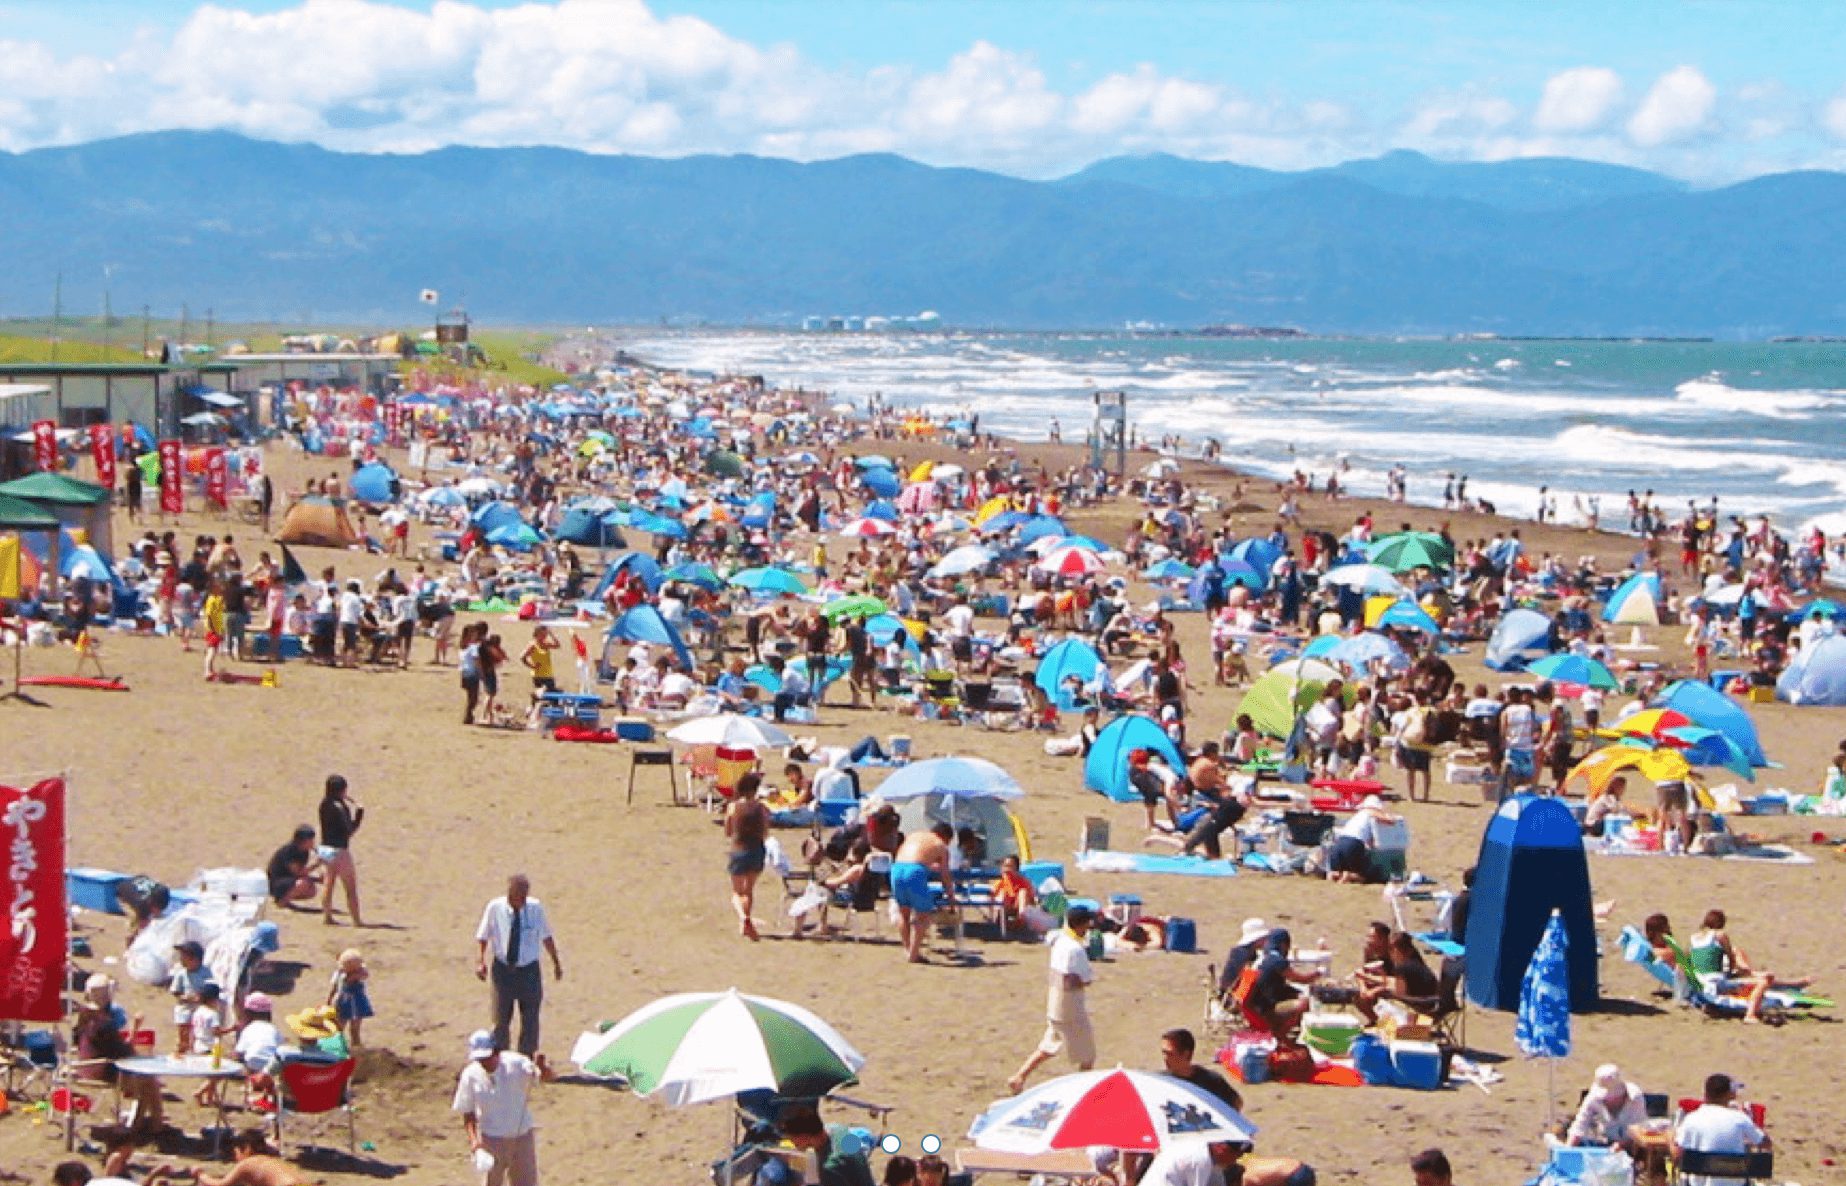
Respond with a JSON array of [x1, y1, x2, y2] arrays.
[[1389, 1040, 1444, 1090], [714, 745, 758, 795], [1021, 861, 1065, 889], [68, 868, 130, 915], [613, 719, 656, 742], [1164, 917, 1198, 953], [1106, 894, 1144, 926], [1302, 1012, 1362, 1057], [1350, 1034, 1395, 1086], [888, 735, 912, 761]]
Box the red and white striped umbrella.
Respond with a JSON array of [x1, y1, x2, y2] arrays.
[[969, 1068, 1256, 1154], [836, 517, 897, 538], [1035, 544, 1107, 576]]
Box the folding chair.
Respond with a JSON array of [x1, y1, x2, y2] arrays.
[[1672, 1149, 1772, 1183], [1424, 956, 1468, 1051], [274, 1057, 357, 1156]]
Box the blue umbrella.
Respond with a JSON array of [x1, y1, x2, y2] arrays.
[[1803, 599, 1842, 620], [728, 567, 809, 595], [863, 499, 900, 522], [931, 545, 996, 578], [1375, 599, 1441, 634], [1516, 910, 1573, 1127], [662, 562, 723, 590], [1015, 516, 1069, 544], [1525, 652, 1620, 690], [853, 455, 894, 470], [861, 469, 901, 498], [487, 523, 542, 550], [874, 757, 1024, 802]]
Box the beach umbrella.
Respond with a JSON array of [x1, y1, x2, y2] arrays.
[[930, 545, 996, 578], [895, 482, 940, 514], [666, 715, 794, 749], [852, 455, 894, 470], [968, 1068, 1256, 1155], [705, 450, 745, 478], [571, 989, 863, 1105], [418, 485, 466, 508], [933, 464, 965, 480], [861, 468, 901, 498], [862, 499, 900, 521], [1515, 911, 1573, 1129], [781, 450, 821, 468], [1366, 532, 1453, 573], [741, 664, 783, 693], [1654, 681, 1769, 766], [1321, 563, 1408, 596], [1015, 515, 1069, 545], [728, 566, 809, 596], [1227, 537, 1284, 573], [1326, 631, 1409, 672], [1604, 707, 1693, 740], [874, 756, 1024, 803], [1300, 634, 1341, 659], [1035, 545, 1107, 578], [1658, 728, 1755, 783], [821, 594, 887, 622], [1373, 599, 1441, 634], [662, 562, 723, 590], [1566, 745, 1690, 796], [457, 476, 501, 497], [1803, 599, 1843, 620], [836, 517, 896, 538], [1525, 653, 1619, 691], [908, 461, 934, 482]]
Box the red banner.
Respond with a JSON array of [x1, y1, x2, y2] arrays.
[[0, 777, 67, 1023], [204, 447, 227, 509], [88, 424, 117, 490], [30, 420, 57, 473], [158, 439, 184, 514]]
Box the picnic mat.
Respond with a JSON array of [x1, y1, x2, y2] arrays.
[[1587, 841, 1814, 866], [1217, 1050, 1364, 1087], [1074, 850, 1238, 877]]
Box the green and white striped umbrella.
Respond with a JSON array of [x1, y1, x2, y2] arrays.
[[569, 989, 865, 1106]]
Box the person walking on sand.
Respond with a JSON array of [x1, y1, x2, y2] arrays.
[[1008, 905, 1097, 1094], [317, 774, 365, 927], [475, 875, 562, 1057], [891, 824, 954, 965], [723, 772, 771, 941], [454, 1031, 557, 1186]]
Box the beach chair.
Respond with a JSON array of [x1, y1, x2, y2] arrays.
[[273, 1056, 358, 1156], [1672, 1149, 1773, 1183], [679, 744, 721, 807], [1202, 963, 1240, 1037], [1, 1027, 59, 1103]]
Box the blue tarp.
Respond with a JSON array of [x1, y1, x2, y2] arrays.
[[1083, 714, 1185, 803], [1034, 638, 1104, 710], [1777, 634, 1846, 706], [606, 604, 694, 670], [348, 462, 398, 504], [1654, 680, 1768, 766], [1465, 795, 1599, 1012], [1485, 607, 1554, 671]]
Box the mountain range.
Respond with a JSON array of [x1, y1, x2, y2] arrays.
[[2, 131, 1843, 337]]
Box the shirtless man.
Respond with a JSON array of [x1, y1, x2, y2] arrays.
[[890, 823, 954, 964], [190, 1130, 307, 1186]]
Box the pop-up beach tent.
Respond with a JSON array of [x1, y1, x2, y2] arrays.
[[606, 604, 694, 671], [1485, 607, 1554, 672], [1035, 638, 1104, 710], [1777, 634, 1846, 706], [275, 496, 360, 547], [347, 462, 399, 504], [1083, 714, 1185, 802], [1465, 795, 1599, 1011], [591, 552, 664, 600]]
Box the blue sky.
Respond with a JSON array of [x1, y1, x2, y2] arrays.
[[2, 0, 1843, 179]]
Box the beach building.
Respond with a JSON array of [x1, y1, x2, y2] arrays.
[[0, 360, 241, 474]]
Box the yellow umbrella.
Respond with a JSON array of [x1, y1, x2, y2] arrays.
[[909, 460, 934, 482], [974, 495, 1009, 526], [1567, 745, 1691, 797], [1598, 707, 1694, 740]]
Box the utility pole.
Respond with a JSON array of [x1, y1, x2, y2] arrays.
[[142, 305, 151, 358], [206, 307, 214, 353], [50, 273, 63, 362], [179, 303, 190, 356], [102, 265, 114, 354]]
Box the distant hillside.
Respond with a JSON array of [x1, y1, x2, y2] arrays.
[[0, 131, 1841, 336]]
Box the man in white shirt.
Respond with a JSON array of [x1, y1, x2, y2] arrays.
[[1007, 906, 1097, 1094], [475, 876, 564, 1057], [1673, 1072, 1768, 1186], [454, 1029, 556, 1186], [1139, 1140, 1244, 1186]]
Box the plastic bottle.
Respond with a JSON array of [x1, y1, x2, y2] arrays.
[[210, 1036, 223, 1070]]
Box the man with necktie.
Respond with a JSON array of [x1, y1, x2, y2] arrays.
[[475, 874, 563, 1056]]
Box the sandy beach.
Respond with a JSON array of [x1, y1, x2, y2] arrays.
[[4, 427, 1842, 1186]]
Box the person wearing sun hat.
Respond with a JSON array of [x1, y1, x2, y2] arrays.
[[235, 992, 283, 1110], [453, 1030, 556, 1186], [1567, 1063, 1649, 1152], [1216, 918, 1274, 998]]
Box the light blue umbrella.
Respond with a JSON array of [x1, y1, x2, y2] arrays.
[[1321, 563, 1407, 596], [852, 455, 894, 470], [874, 757, 1024, 803], [1525, 653, 1619, 691], [1326, 631, 1408, 672], [1516, 910, 1572, 1127], [1375, 599, 1441, 634], [662, 562, 724, 590], [728, 567, 809, 595], [930, 545, 996, 578], [487, 523, 543, 549]]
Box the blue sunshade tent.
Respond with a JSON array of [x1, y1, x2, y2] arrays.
[[348, 462, 398, 504], [1143, 557, 1196, 582], [555, 507, 629, 549], [1485, 607, 1554, 672], [1083, 714, 1185, 802], [1189, 558, 1265, 602], [1653, 680, 1768, 766], [662, 562, 723, 590], [1776, 634, 1846, 706], [1035, 638, 1104, 710], [1465, 795, 1598, 1012], [606, 604, 694, 670], [591, 552, 664, 599], [1228, 537, 1283, 574], [1015, 516, 1069, 544], [470, 500, 526, 535], [486, 523, 542, 550], [1602, 572, 1662, 625], [1325, 631, 1408, 672], [1375, 599, 1441, 634]]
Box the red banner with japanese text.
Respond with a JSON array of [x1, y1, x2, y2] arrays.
[[204, 447, 227, 509], [30, 420, 57, 473], [0, 777, 67, 1023], [88, 424, 117, 490], [158, 439, 184, 514]]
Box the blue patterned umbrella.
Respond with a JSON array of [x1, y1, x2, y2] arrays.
[[1516, 910, 1572, 1125]]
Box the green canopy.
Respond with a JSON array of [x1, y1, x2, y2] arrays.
[[706, 450, 745, 478], [821, 594, 887, 621], [1365, 531, 1453, 573], [1236, 669, 1327, 739], [0, 472, 110, 505], [0, 494, 60, 531]]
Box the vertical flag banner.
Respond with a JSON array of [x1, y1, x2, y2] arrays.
[[0, 776, 67, 1023], [158, 439, 184, 514], [31, 421, 58, 473], [204, 447, 227, 509], [89, 424, 117, 489]]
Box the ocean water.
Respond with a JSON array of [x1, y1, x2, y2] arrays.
[[620, 331, 1846, 534]]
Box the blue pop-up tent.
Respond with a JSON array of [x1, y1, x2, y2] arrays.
[[1083, 714, 1185, 802], [555, 507, 628, 549], [348, 462, 398, 504], [1034, 638, 1104, 710], [590, 552, 664, 600], [1465, 795, 1599, 1012], [470, 500, 526, 536], [1777, 634, 1846, 706], [1485, 607, 1554, 672], [606, 604, 693, 670]]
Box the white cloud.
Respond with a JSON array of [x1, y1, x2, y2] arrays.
[[1403, 93, 1518, 140], [1627, 66, 1717, 147], [1822, 93, 1846, 141], [1533, 67, 1623, 133]]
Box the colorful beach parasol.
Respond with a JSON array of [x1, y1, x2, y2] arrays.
[[969, 1067, 1256, 1154]]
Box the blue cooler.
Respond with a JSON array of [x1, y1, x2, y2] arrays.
[[1235, 1043, 1270, 1084], [1164, 917, 1198, 953], [1351, 1034, 1395, 1086], [613, 720, 655, 742], [1389, 1040, 1444, 1090], [67, 868, 130, 915]]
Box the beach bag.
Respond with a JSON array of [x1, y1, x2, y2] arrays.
[[1268, 1043, 1315, 1082]]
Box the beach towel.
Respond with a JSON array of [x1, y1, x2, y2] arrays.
[[553, 724, 620, 743], [1074, 850, 1238, 877]]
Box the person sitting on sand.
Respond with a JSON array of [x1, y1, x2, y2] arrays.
[[190, 1128, 308, 1186], [1688, 908, 1815, 1023], [264, 826, 321, 908], [891, 824, 954, 964]]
